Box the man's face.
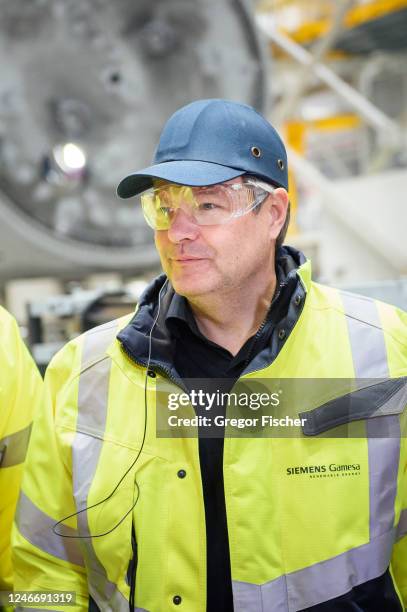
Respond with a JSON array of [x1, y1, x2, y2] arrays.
[[154, 177, 288, 299]]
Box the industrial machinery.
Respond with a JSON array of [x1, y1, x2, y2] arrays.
[[0, 0, 266, 280], [256, 0, 407, 285], [27, 288, 139, 371]]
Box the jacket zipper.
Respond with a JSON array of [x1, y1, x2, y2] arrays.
[[242, 278, 289, 371], [120, 343, 188, 392]]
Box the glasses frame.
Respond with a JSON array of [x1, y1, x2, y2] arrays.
[[140, 176, 276, 230]]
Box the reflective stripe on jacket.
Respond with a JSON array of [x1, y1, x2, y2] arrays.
[[12, 258, 407, 611], [0, 306, 42, 591]]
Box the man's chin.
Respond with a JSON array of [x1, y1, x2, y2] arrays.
[[170, 274, 218, 298], [171, 279, 207, 298]]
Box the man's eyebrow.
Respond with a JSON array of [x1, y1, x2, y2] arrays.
[[196, 185, 218, 191]]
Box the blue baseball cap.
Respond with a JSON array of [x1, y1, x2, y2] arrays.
[[117, 99, 288, 198]]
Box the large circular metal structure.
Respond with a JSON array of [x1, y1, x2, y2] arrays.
[[0, 0, 267, 278]]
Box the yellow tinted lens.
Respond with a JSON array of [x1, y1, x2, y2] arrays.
[[141, 191, 170, 229]]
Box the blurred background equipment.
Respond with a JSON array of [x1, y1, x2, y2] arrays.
[[27, 286, 141, 373], [256, 0, 407, 289], [0, 0, 266, 280]]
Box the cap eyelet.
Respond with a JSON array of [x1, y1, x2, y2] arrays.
[[251, 146, 262, 158], [277, 159, 285, 170]]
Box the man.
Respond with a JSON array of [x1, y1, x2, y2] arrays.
[[13, 99, 407, 611], [0, 306, 42, 598]]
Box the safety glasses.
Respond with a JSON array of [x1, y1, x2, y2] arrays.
[[139, 178, 275, 230]]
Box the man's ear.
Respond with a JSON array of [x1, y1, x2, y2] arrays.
[[268, 188, 289, 239]]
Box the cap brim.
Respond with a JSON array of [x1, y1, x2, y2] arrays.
[[116, 160, 245, 199]]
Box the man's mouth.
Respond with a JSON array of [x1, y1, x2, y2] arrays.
[[172, 256, 206, 261]]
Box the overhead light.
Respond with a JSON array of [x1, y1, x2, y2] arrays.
[[53, 143, 87, 173], [42, 142, 87, 188]]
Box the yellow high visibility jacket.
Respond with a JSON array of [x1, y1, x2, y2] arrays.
[[12, 258, 407, 612], [0, 306, 42, 592]]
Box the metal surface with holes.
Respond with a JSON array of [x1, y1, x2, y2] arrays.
[[0, 0, 266, 276]]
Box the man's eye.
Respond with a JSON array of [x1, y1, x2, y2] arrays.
[[159, 206, 172, 215], [199, 202, 218, 211]]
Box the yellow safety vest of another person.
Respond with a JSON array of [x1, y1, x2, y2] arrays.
[[0, 306, 42, 592], [12, 259, 407, 611]]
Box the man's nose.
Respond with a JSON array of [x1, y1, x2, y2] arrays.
[[167, 208, 200, 243]]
